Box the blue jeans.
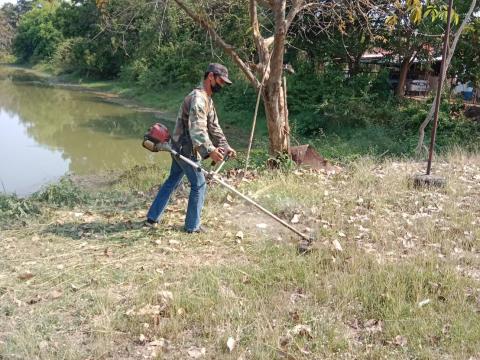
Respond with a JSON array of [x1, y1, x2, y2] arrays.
[[147, 155, 206, 232]]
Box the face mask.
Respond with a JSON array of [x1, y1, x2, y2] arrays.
[[211, 77, 223, 93]]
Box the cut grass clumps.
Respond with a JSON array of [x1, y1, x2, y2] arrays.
[[32, 178, 91, 207], [0, 194, 40, 224]]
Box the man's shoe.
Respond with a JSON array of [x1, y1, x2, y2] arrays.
[[143, 219, 158, 228], [185, 226, 208, 234]]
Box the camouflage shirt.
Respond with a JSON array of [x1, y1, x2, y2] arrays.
[[172, 86, 230, 160]]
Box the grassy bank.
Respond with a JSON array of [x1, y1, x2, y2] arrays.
[[1, 151, 479, 359], [4, 63, 479, 164]]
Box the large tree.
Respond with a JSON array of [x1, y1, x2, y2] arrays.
[[383, 0, 458, 98], [0, 9, 15, 56], [170, 0, 383, 155], [416, 0, 478, 154], [451, 16, 480, 88]]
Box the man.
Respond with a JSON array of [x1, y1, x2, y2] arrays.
[[145, 63, 236, 233]]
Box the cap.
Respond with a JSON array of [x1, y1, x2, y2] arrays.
[[206, 63, 232, 85]]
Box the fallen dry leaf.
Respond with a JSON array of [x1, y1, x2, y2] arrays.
[[393, 335, 407, 347], [14, 298, 26, 307], [226, 337, 236, 352], [137, 304, 161, 316], [289, 324, 312, 338], [18, 271, 34, 280], [279, 334, 292, 348], [418, 299, 431, 307], [27, 294, 42, 305], [235, 231, 244, 240], [187, 346, 206, 358], [332, 239, 343, 252], [364, 319, 383, 334], [49, 290, 63, 299], [149, 338, 169, 347], [158, 290, 174, 304]]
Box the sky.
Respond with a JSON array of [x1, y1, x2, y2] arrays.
[[0, 0, 16, 6]]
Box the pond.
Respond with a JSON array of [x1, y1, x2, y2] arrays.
[[0, 66, 173, 196]]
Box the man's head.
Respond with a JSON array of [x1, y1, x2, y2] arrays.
[[204, 63, 232, 94]]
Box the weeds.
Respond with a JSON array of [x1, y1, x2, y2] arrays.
[[1, 151, 479, 359], [32, 178, 90, 207], [0, 194, 40, 223]]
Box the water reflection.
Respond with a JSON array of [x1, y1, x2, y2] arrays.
[[0, 66, 172, 195], [0, 109, 68, 195]]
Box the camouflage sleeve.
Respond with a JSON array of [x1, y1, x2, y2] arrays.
[[208, 106, 230, 150], [188, 92, 215, 158]]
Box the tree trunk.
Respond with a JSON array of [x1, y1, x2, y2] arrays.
[[415, 0, 478, 155], [347, 52, 363, 76], [262, 83, 289, 154], [396, 57, 411, 98]]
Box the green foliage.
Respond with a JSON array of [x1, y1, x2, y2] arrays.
[[0, 8, 15, 57], [13, 1, 63, 62], [0, 194, 40, 222], [282, 65, 479, 159], [50, 37, 82, 73], [289, 66, 393, 134], [451, 18, 480, 87], [32, 178, 90, 207], [120, 42, 209, 89], [8, 0, 480, 161], [53, 36, 125, 77]]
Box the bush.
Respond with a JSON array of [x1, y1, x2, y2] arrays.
[[121, 42, 210, 90], [13, 3, 63, 63], [50, 37, 81, 74], [289, 66, 395, 134], [32, 178, 90, 207], [0, 194, 40, 223]]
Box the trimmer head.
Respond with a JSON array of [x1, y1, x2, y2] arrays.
[[296, 234, 316, 255]]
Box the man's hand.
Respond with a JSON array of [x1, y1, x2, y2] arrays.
[[209, 148, 224, 163], [226, 147, 237, 158]]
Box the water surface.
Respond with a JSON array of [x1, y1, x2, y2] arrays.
[[0, 66, 172, 196]]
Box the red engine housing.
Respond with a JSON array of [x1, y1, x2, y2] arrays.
[[147, 123, 170, 144]]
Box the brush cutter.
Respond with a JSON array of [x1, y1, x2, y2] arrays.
[[143, 123, 312, 243]]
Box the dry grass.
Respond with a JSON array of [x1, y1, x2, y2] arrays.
[[1, 151, 480, 359]]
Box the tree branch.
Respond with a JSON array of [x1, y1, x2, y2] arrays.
[[172, 0, 259, 88], [257, 0, 273, 9], [285, 0, 305, 32], [268, 0, 287, 87], [250, 0, 267, 64]]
